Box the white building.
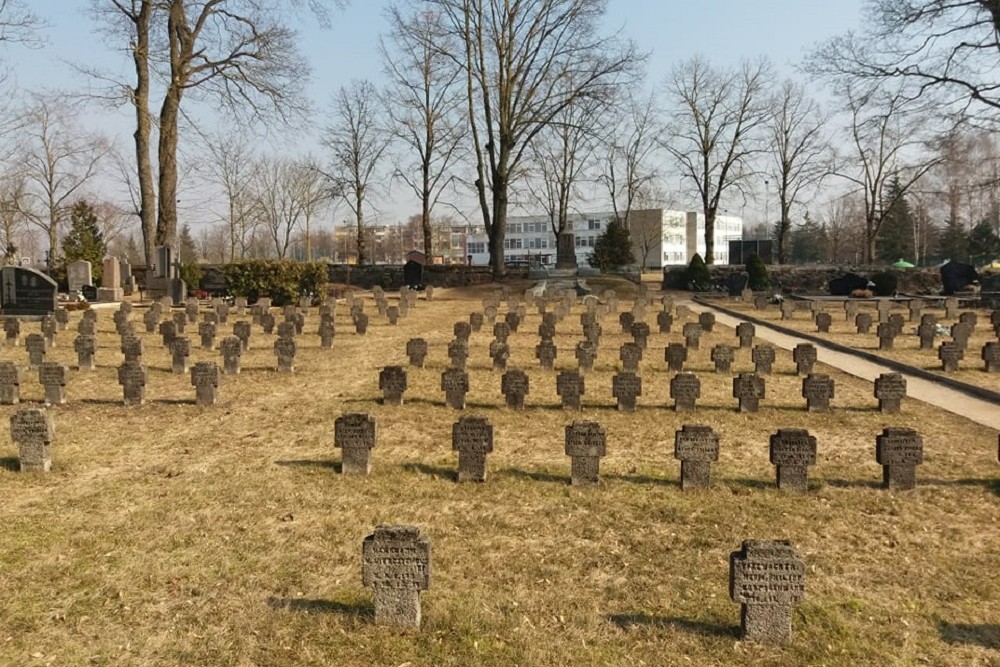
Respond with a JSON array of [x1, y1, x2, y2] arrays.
[[465, 209, 743, 267]]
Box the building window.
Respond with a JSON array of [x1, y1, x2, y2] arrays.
[[468, 242, 485, 254]]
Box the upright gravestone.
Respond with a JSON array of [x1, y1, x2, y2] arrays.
[[220, 336, 242, 375], [855, 312, 873, 334], [665, 343, 687, 372], [618, 311, 634, 334], [876, 427, 923, 490], [630, 321, 650, 349], [736, 322, 755, 348], [0, 361, 19, 404], [11, 408, 55, 472], [121, 335, 143, 364], [670, 372, 700, 412], [274, 337, 296, 372], [769, 429, 817, 491], [698, 311, 716, 333], [815, 312, 832, 333], [233, 321, 252, 351], [191, 361, 221, 406], [489, 340, 510, 371], [674, 424, 718, 490], [199, 321, 217, 350], [441, 368, 469, 410], [792, 344, 816, 375], [354, 312, 369, 335], [874, 373, 907, 413], [950, 321, 972, 350], [117, 361, 147, 405], [752, 345, 775, 375], [802, 374, 835, 412], [184, 298, 199, 323], [938, 342, 963, 371], [944, 297, 959, 319], [406, 338, 428, 368], [335, 412, 377, 475], [25, 333, 46, 369], [575, 340, 596, 372], [917, 322, 937, 350], [171, 311, 187, 334], [453, 321, 472, 342], [564, 420, 606, 486], [877, 322, 896, 350], [469, 312, 484, 332], [362, 525, 431, 629], [74, 334, 96, 371], [452, 415, 493, 482], [729, 540, 805, 644], [98, 256, 124, 302], [159, 321, 177, 348], [619, 342, 642, 373], [38, 362, 67, 406], [3, 317, 19, 346], [711, 344, 734, 374], [982, 341, 1000, 372], [501, 369, 529, 409], [448, 339, 469, 370], [386, 306, 399, 325], [733, 373, 765, 413], [493, 321, 511, 342], [143, 309, 159, 334], [379, 366, 407, 405], [40, 315, 57, 347], [556, 370, 584, 410], [67, 260, 93, 294], [319, 319, 335, 349], [780, 300, 795, 321], [612, 371, 641, 412], [170, 337, 191, 374], [682, 322, 702, 349], [656, 311, 674, 334], [535, 340, 557, 370]]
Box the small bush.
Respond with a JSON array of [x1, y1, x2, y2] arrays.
[[870, 271, 898, 297], [179, 263, 202, 296], [222, 260, 328, 306], [685, 254, 712, 291], [745, 253, 770, 290]]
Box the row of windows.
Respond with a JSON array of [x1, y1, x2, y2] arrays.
[[575, 236, 597, 248], [468, 242, 486, 254], [508, 221, 550, 234]]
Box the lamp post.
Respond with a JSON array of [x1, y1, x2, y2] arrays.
[[764, 179, 770, 241]]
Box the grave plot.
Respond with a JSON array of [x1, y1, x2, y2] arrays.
[[0, 279, 996, 667]]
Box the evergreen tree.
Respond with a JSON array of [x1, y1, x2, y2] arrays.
[[587, 218, 635, 271], [876, 176, 915, 263], [62, 200, 105, 284], [124, 234, 142, 265], [179, 223, 199, 264], [790, 211, 828, 263], [937, 217, 968, 262], [745, 252, 770, 290], [967, 218, 1000, 264]]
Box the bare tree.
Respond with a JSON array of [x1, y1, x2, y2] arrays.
[[16, 97, 110, 262], [808, 1, 1000, 126], [664, 56, 773, 264], [0, 173, 27, 262], [290, 156, 333, 261], [254, 156, 306, 260], [599, 89, 661, 232], [429, 0, 639, 279], [838, 82, 942, 263], [0, 0, 43, 45], [323, 80, 390, 265], [767, 80, 832, 263], [205, 133, 262, 261], [381, 4, 465, 258]]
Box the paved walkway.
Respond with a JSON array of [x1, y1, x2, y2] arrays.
[[686, 299, 1000, 431]]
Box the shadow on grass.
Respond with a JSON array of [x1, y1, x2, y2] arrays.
[[0, 457, 19, 471], [401, 462, 457, 482], [607, 613, 738, 638], [723, 478, 774, 491], [604, 472, 678, 488], [274, 459, 341, 472], [267, 596, 373, 618], [500, 467, 568, 484], [937, 621, 1000, 650], [822, 478, 883, 490], [80, 398, 125, 406], [151, 398, 196, 406]]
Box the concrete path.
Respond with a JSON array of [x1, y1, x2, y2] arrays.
[[686, 299, 1000, 431]]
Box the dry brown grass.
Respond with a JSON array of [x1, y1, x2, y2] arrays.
[[718, 299, 1000, 394], [0, 282, 997, 667]]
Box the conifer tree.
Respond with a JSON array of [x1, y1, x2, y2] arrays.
[[62, 200, 105, 284]]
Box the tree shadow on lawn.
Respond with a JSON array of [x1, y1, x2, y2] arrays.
[[500, 467, 568, 485], [607, 613, 738, 638], [937, 621, 1000, 650], [274, 459, 341, 472], [0, 457, 19, 472], [267, 596, 373, 619], [401, 462, 457, 482]]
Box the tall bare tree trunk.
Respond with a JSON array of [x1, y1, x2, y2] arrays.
[[156, 84, 181, 252], [133, 0, 156, 268]]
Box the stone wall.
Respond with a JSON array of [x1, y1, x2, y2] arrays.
[[663, 264, 943, 294]]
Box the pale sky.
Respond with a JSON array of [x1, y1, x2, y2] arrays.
[[4, 0, 869, 234]]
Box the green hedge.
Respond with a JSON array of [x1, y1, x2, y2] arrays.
[[685, 254, 712, 291], [222, 260, 327, 306]]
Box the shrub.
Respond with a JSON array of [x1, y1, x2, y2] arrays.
[[745, 253, 770, 290], [587, 218, 635, 271], [685, 253, 712, 291], [870, 271, 898, 297], [179, 263, 203, 296], [222, 260, 328, 306]]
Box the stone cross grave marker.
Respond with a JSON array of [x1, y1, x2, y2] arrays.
[[216, 302, 229, 323], [780, 300, 795, 320], [815, 312, 832, 333], [618, 311, 634, 334], [917, 322, 937, 350], [117, 360, 147, 405], [171, 310, 187, 334], [752, 345, 775, 374], [944, 297, 959, 319], [274, 337, 296, 372], [564, 420, 606, 486], [40, 314, 57, 346], [660, 294, 674, 312], [619, 342, 642, 373], [319, 319, 335, 349], [493, 321, 511, 342], [876, 300, 891, 323], [938, 341, 963, 371], [199, 321, 217, 350], [504, 310, 521, 332], [792, 343, 816, 375], [354, 312, 369, 335], [3, 317, 20, 346], [74, 334, 96, 371], [877, 322, 896, 350], [582, 321, 601, 345], [441, 368, 469, 409], [556, 370, 584, 410], [25, 333, 46, 369], [855, 312, 872, 334], [630, 321, 650, 349], [191, 361, 221, 406], [733, 373, 765, 413], [453, 321, 471, 342], [159, 320, 177, 348], [386, 305, 399, 325], [769, 429, 817, 491], [406, 338, 428, 368], [844, 300, 858, 321], [501, 369, 529, 409], [448, 338, 469, 370], [670, 372, 700, 412], [674, 424, 718, 490], [220, 336, 242, 374], [657, 311, 673, 334], [876, 427, 923, 490], [982, 341, 1000, 372], [950, 321, 972, 350], [11, 408, 55, 472], [711, 344, 734, 374], [908, 301, 922, 322], [536, 340, 557, 370], [538, 321, 556, 341], [185, 299, 199, 323], [665, 343, 687, 372], [575, 340, 596, 372], [729, 540, 805, 644], [335, 412, 377, 475], [682, 322, 702, 349], [490, 340, 510, 371], [612, 371, 641, 412], [121, 335, 143, 364], [113, 310, 130, 337], [362, 525, 431, 629], [874, 373, 907, 413], [379, 365, 407, 405], [469, 312, 484, 332], [170, 337, 191, 374], [54, 307, 69, 331], [802, 374, 834, 412], [233, 321, 251, 350], [452, 415, 493, 482], [143, 309, 159, 333], [754, 295, 769, 311], [698, 311, 715, 332], [38, 362, 66, 406], [483, 305, 497, 323], [276, 321, 296, 340], [921, 312, 938, 326], [888, 313, 905, 336], [0, 361, 19, 404], [741, 287, 753, 302], [736, 322, 754, 348]]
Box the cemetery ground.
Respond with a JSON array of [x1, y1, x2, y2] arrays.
[[0, 278, 997, 666]]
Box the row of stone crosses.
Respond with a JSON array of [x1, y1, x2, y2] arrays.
[[358, 524, 804, 643], [766, 294, 1000, 373]]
